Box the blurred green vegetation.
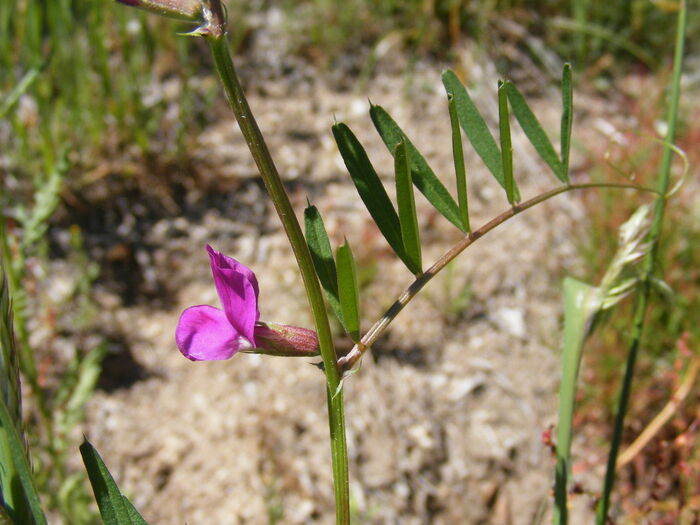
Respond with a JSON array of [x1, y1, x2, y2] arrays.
[[2, 0, 696, 189], [2, 1, 696, 195], [1, 0, 205, 187], [281, 0, 698, 68]]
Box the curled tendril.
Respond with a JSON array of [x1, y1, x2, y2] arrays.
[[602, 134, 689, 198]]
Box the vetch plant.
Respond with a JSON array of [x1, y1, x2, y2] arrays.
[[0, 0, 690, 523], [93, 0, 686, 523]]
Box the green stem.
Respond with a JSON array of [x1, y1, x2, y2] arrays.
[[338, 182, 658, 371], [596, 2, 687, 522], [205, 29, 350, 525]]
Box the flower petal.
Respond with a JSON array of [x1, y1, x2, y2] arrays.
[[175, 305, 250, 361], [207, 245, 260, 345]]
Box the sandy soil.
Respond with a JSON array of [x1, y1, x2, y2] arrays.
[[73, 44, 606, 524]]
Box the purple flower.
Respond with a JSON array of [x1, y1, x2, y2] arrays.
[[176, 246, 319, 361]]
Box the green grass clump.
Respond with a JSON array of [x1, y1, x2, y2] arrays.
[[278, 0, 699, 70], [1, 0, 205, 189]]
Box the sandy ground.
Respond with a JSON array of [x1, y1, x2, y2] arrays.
[[72, 44, 608, 524]]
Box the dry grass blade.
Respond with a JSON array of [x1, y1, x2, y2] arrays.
[[616, 355, 700, 470]]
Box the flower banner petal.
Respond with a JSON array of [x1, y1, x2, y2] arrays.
[[206, 245, 260, 345]]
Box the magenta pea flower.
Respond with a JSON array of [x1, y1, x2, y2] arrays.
[[176, 245, 319, 361]]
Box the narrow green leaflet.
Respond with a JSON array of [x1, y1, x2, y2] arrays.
[[504, 81, 566, 183], [124, 497, 149, 524], [304, 205, 344, 326], [448, 93, 470, 233], [497, 81, 516, 204], [394, 141, 422, 273], [442, 70, 521, 201], [369, 104, 464, 231], [560, 64, 573, 184], [0, 397, 45, 525], [332, 123, 411, 269], [336, 241, 361, 342], [80, 440, 149, 525], [554, 277, 598, 525]]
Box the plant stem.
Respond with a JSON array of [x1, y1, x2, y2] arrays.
[[204, 10, 350, 523], [338, 182, 657, 371], [596, 2, 687, 522]]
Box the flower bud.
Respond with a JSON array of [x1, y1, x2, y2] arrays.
[[116, 0, 202, 21], [251, 322, 320, 358]]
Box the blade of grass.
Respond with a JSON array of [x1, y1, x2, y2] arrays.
[[560, 64, 573, 183], [448, 93, 470, 233], [443, 70, 521, 201], [596, 2, 687, 522], [80, 439, 148, 525], [0, 267, 21, 439], [616, 355, 700, 470], [0, 266, 41, 525], [304, 205, 344, 327], [332, 122, 417, 273], [504, 80, 565, 183], [497, 81, 517, 204], [336, 241, 360, 342], [0, 397, 45, 525], [554, 277, 598, 525], [394, 140, 422, 274], [369, 104, 463, 231]]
